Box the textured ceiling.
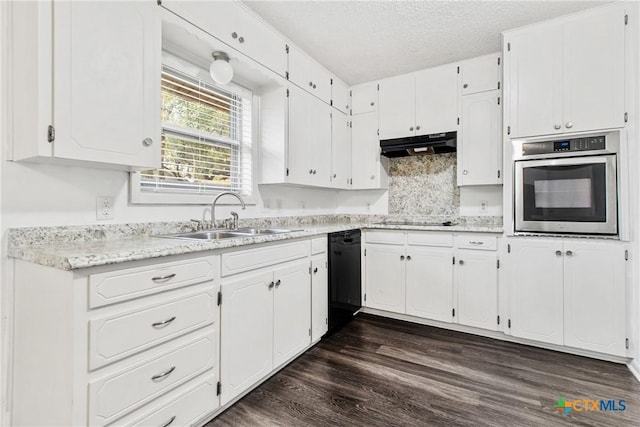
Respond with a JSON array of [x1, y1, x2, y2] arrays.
[[243, 0, 608, 85]]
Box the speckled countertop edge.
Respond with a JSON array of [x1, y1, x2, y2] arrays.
[[8, 216, 503, 271]]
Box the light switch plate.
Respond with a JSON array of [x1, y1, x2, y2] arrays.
[[96, 196, 114, 220]]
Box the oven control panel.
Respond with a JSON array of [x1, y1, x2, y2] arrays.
[[522, 135, 606, 156]]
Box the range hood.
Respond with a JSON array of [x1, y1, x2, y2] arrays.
[[380, 131, 457, 158]]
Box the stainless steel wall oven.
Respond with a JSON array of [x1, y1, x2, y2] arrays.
[[513, 133, 619, 235]]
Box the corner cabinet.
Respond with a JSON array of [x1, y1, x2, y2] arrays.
[[10, 1, 161, 170], [508, 238, 627, 356], [504, 3, 628, 138]]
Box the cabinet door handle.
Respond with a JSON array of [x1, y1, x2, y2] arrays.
[[238, 36, 245, 43], [313, 267, 318, 274], [309, 81, 313, 87], [463, 170, 468, 175], [400, 255, 405, 261], [554, 123, 562, 130], [406, 255, 411, 261], [152, 273, 176, 283], [313, 84, 317, 89], [268, 281, 275, 289], [231, 32, 238, 39], [160, 416, 176, 427], [565, 250, 573, 256], [333, 173, 337, 178], [152, 316, 176, 328], [309, 169, 313, 174], [151, 366, 176, 381], [275, 279, 281, 287], [409, 127, 414, 131], [459, 260, 464, 265], [555, 250, 562, 256], [463, 83, 468, 89], [565, 122, 573, 129], [142, 137, 153, 147], [416, 125, 420, 131], [370, 101, 375, 106]]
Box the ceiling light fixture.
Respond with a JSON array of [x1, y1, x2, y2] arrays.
[[209, 51, 233, 85]]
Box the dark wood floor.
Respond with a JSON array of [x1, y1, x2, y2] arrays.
[[206, 314, 640, 426]]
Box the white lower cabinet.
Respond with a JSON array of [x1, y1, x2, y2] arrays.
[[405, 246, 453, 322], [508, 238, 627, 356], [455, 250, 498, 330], [311, 253, 329, 342], [365, 243, 406, 312], [219, 270, 274, 406], [364, 231, 499, 332]]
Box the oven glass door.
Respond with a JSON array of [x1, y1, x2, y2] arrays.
[[515, 155, 617, 234]]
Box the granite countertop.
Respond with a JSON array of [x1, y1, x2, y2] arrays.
[[8, 215, 503, 271]]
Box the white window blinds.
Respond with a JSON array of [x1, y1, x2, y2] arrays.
[[140, 65, 253, 196]]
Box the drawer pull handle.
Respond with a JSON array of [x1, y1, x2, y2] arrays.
[[469, 241, 484, 245], [160, 416, 176, 427], [152, 273, 176, 283], [151, 366, 176, 381], [152, 316, 176, 328], [275, 279, 281, 287]]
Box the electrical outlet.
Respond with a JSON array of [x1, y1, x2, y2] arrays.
[[96, 196, 114, 220], [480, 200, 488, 212]]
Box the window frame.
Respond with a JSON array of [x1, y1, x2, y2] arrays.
[[130, 52, 258, 205]]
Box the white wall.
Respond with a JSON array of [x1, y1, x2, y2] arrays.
[[459, 186, 503, 217]]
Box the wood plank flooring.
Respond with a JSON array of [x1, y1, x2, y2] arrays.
[[206, 314, 640, 426]]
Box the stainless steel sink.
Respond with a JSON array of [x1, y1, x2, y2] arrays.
[[236, 227, 301, 235], [156, 227, 301, 241], [160, 230, 255, 240]]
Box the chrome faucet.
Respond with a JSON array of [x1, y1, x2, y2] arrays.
[[211, 192, 246, 229]]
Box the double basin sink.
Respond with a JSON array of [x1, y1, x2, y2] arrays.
[[160, 227, 301, 241]]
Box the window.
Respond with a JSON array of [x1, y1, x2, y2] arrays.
[[131, 54, 254, 204]]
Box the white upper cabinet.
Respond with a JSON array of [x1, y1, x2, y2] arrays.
[[161, 0, 287, 77], [504, 3, 627, 138], [331, 110, 351, 189], [460, 54, 501, 95], [414, 63, 459, 136], [331, 78, 350, 115], [458, 90, 502, 186], [350, 82, 378, 115], [378, 74, 415, 140], [11, 1, 161, 170], [379, 64, 458, 140], [351, 112, 388, 190], [288, 46, 332, 104]]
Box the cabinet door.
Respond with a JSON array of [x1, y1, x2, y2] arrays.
[[415, 64, 459, 135], [332, 78, 350, 114], [456, 250, 498, 331], [458, 90, 502, 186], [461, 54, 501, 95], [220, 271, 274, 405], [53, 1, 160, 169], [287, 86, 314, 185], [351, 82, 378, 115], [509, 239, 564, 345], [273, 260, 311, 367], [331, 110, 351, 189], [160, 1, 237, 50], [405, 246, 453, 322], [506, 22, 563, 138], [311, 254, 329, 342], [235, 6, 287, 77], [562, 4, 625, 133], [365, 243, 406, 313], [312, 100, 333, 187], [378, 74, 415, 140], [289, 47, 331, 103], [351, 112, 380, 189], [563, 241, 626, 356]]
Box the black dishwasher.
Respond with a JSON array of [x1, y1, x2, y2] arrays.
[[328, 229, 361, 334]]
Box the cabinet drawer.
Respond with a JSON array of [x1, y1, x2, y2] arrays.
[[221, 240, 310, 277], [127, 376, 217, 427], [89, 290, 217, 369], [365, 231, 405, 245], [455, 235, 497, 251], [89, 334, 215, 426], [407, 232, 453, 247], [89, 257, 216, 308], [311, 236, 328, 254]]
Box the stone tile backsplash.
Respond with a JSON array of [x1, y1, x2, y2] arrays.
[[388, 153, 460, 216]]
